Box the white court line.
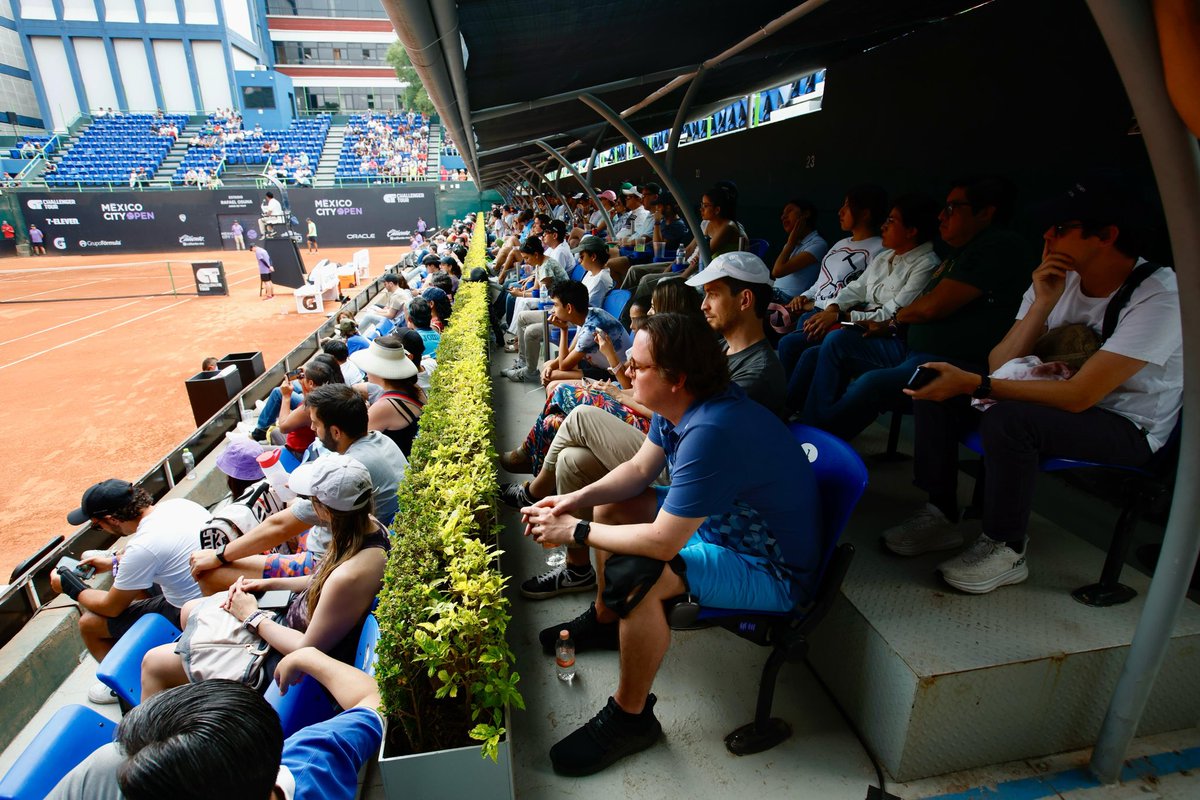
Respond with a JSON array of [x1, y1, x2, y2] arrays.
[[0, 297, 194, 372], [0, 298, 144, 347]]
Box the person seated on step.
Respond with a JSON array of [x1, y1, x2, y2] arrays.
[[885, 172, 1181, 595], [49, 480, 209, 706], [504, 279, 629, 388], [47, 647, 382, 800], [521, 311, 822, 776], [356, 272, 412, 335], [191, 385, 406, 594], [143, 455, 388, 700]]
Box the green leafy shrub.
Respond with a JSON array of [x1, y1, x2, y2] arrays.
[[374, 215, 522, 761]]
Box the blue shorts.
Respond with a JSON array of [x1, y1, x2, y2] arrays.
[[653, 486, 794, 613]]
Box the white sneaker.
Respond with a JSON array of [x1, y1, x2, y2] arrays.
[[882, 504, 963, 556], [938, 535, 1029, 594], [88, 681, 118, 705]]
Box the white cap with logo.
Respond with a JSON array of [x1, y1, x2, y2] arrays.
[[685, 251, 773, 287]]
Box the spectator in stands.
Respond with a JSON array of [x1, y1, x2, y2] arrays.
[[49, 647, 383, 800], [306, 217, 318, 253], [254, 243, 275, 299], [206, 172, 222, 190], [230, 220, 245, 250], [781, 192, 940, 411], [505, 235, 567, 329], [201, 356, 218, 372], [773, 184, 887, 378], [615, 187, 655, 252], [358, 272, 412, 333], [423, 285, 452, 331], [797, 176, 1029, 441], [523, 311, 821, 775], [143, 453, 390, 700], [267, 357, 343, 456], [49, 479, 209, 705], [351, 335, 425, 457], [618, 194, 689, 296], [886, 174, 1180, 594], [398, 327, 436, 392], [191, 385, 406, 592], [28, 224, 45, 255], [323, 338, 364, 385], [772, 198, 829, 299], [510, 279, 630, 386], [338, 317, 370, 354], [541, 218, 574, 273], [405, 296, 441, 358], [687, 252, 788, 417], [579, 234, 614, 308]]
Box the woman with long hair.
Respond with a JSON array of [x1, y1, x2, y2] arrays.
[[350, 335, 426, 458], [140, 455, 388, 698]]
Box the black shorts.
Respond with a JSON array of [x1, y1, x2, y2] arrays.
[[581, 363, 610, 381], [260, 273, 272, 283], [105, 593, 183, 639], [307, 235, 317, 242]]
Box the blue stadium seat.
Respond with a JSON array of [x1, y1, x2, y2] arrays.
[[0, 705, 117, 800], [355, 613, 380, 676], [264, 673, 337, 739], [569, 264, 585, 281], [95, 612, 181, 711], [601, 288, 631, 319], [746, 238, 771, 260], [665, 423, 863, 755]]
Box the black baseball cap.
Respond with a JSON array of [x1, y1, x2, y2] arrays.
[[67, 479, 135, 525], [1034, 170, 1143, 230]]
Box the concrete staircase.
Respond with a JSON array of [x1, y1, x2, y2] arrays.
[[314, 125, 345, 187], [148, 124, 202, 188], [426, 124, 441, 180]]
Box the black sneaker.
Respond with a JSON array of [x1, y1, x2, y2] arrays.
[[498, 481, 534, 509], [537, 601, 617, 654], [550, 695, 662, 776], [522, 564, 597, 602], [250, 427, 267, 442]]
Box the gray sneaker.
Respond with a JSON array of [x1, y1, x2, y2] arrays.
[[938, 535, 1029, 594], [882, 504, 963, 556], [506, 367, 540, 383]]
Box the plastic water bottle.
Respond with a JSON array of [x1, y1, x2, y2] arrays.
[[555, 630, 575, 682], [182, 448, 196, 480], [675, 246, 686, 270]]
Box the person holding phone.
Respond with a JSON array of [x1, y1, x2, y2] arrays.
[[882, 174, 1180, 596]]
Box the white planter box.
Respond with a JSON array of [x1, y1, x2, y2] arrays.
[[377, 719, 514, 800]]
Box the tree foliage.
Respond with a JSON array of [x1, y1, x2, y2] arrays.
[[386, 41, 436, 117]]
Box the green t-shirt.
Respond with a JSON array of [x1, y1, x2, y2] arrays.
[[307, 221, 317, 237], [905, 226, 1032, 364]]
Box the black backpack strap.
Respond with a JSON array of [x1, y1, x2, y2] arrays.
[[1101, 262, 1165, 343]]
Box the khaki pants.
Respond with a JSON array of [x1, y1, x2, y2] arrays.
[[543, 405, 666, 520], [515, 309, 544, 367]]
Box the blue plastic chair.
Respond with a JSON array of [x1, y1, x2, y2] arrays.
[[265, 673, 338, 739], [569, 264, 586, 282], [355, 613, 380, 676], [96, 612, 181, 712], [601, 288, 631, 320], [746, 238, 771, 260], [0, 705, 117, 800], [667, 423, 864, 755]]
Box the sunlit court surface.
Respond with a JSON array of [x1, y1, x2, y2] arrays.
[[0, 244, 408, 578]]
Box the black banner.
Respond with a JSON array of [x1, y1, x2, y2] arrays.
[[18, 186, 439, 255]]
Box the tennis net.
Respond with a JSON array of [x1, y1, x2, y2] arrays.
[[0, 260, 199, 304]]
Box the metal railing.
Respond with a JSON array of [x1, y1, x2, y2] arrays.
[[0, 276, 385, 650]]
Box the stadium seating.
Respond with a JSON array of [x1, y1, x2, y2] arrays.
[[222, 116, 329, 174], [95, 612, 182, 712], [9, 135, 53, 159], [173, 147, 225, 186], [335, 112, 428, 183], [45, 114, 186, 188], [0, 705, 117, 800]]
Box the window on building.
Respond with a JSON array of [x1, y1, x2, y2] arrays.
[[274, 41, 389, 66], [265, 0, 388, 18]]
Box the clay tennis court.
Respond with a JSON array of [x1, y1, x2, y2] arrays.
[[0, 243, 409, 579]]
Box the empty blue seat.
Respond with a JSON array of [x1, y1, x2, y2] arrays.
[[95, 612, 181, 711], [0, 705, 116, 800]]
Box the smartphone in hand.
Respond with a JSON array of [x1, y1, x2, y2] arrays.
[[905, 366, 939, 391]]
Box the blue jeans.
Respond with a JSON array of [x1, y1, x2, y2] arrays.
[[255, 383, 303, 430], [794, 326, 913, 440], [776, 311, 821, 377]]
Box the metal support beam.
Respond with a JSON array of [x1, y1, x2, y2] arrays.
[[578, 92, 709, 264], [535, 139, 614, 237], [521, 158, 568, 212], [430, 0, 480, 181], [1086, 0, 1200, 783], [471, 67, 697, 123], [666, 66, 707, 175]]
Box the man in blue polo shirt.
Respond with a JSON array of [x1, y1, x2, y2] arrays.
[[522, 311, 821, 776]]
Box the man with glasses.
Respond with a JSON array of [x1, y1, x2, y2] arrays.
[[886, 174, 1180, 593], [796, 175, 1030, 441], [51, 480, 209, 704], [521, 311, 821, 775]]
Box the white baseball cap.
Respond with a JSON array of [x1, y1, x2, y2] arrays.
[[287, 454, 373, 512], [685, 251, 773, 287]]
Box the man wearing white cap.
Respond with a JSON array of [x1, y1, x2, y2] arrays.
[[686, 251, 788, 417]]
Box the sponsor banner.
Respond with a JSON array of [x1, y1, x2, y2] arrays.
[[191, 260, 229, 296], [18, 186, 442, 253]]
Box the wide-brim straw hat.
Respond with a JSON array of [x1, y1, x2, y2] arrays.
[[350, 336, 418, 380]]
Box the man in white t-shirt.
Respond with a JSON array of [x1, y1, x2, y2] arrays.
[[615, 187, 654, 247], [51, 480, 209, 703], [888, 174, 1181, 595], [540, 219, 574, 273], [259, 191, 284, 236]]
